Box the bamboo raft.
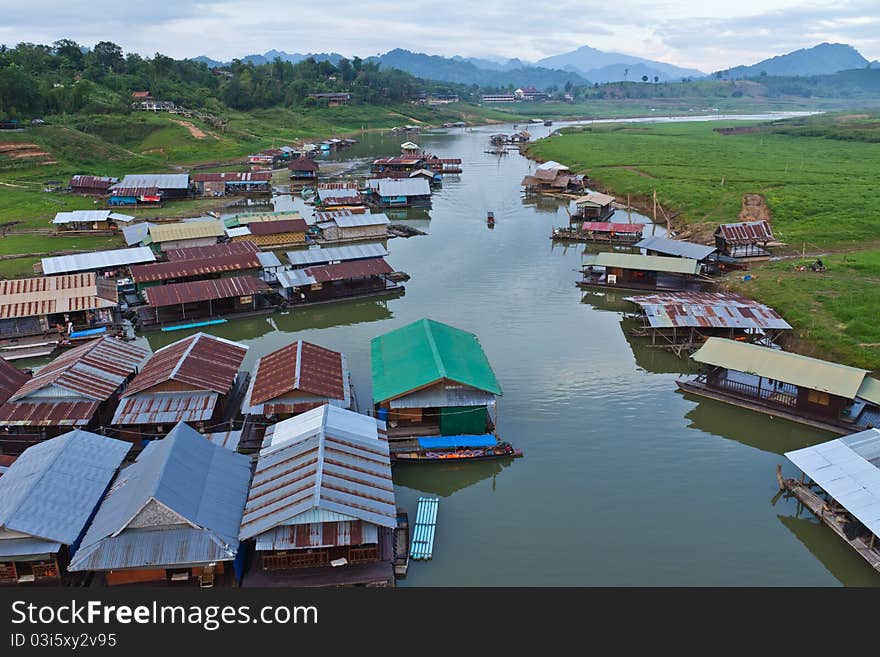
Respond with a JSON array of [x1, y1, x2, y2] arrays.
[[776, 465, 880, 573], [410, 497, 439, 561]]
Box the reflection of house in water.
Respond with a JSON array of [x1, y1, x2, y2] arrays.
[[776, 514, 880, 586], [270, 296, 396, 333], [392, 458, 515, 497], [681, 394, 832, 456]]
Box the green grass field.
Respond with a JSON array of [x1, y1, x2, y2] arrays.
[[529, 113, 880, 369]]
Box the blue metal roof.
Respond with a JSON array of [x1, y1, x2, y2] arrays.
[[68, 422, 251, 571], [417, 434, 498, 449], [0, 430, 130, 545]]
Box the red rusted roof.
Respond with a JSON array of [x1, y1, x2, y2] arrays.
[[302, 258, 393, 284], [109, 187, 159, 197], [250, 341, 345, 406], [581, 222, 645, 234], [10, 337, 149, 403], [287, 157, 319, 172], [130, 253, 262, 283], [715, 220, 775, 245], [0, 358, 30, 405], [122, 333, 248, 398], [144, 275, 269, 308], [191, 172, 272, 182], [70, 175, 117, 190], [165, 241, 259, 262], [0, 400, 100, 426], [0, 274, 117, 320], [246, 219, 309, 235]]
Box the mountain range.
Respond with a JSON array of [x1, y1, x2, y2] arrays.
[[192, 42, 876, 89]]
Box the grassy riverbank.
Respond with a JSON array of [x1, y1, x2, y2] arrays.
[[528, 112, 880, 370]]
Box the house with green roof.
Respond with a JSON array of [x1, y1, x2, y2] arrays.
[[371, 319, 502, 438]]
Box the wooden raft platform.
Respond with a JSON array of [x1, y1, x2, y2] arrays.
[[776, 466, 880, 573], [410, 497, 439, 561]]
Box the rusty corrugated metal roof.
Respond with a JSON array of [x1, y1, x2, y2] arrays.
[[111, 391, 219, 425], [0, 274, 117, 320], [0, 358, 30, 406], [625, 291, 792, 331], [249, 341, 346, 406], [164, 241, 258, 261], [278, 258, 393, 287], [144, 275, 269, 307], [716, 220, 775, 245], [0, 400, 100, 426], [246, 218, 309, 235], [122, 333, 247, 398], [130, 253, 262, 283], [10, 337, 149, 403]]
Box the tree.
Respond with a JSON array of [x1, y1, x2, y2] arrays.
[[53, 39, 84, 69], [624, 68, 629, 81], [653, 76, 659, 84], [641, 75, 648, 82], [91, 41, 124, 72]]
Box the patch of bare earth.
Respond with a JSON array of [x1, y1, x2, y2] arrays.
[[739, 193, 772, 223], [170, 119, 208, 139]]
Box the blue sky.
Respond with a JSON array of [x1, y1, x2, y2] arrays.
[[2, 0, 878, 71]]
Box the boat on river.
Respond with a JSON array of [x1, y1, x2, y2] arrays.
[[390, 435, 522, 463], [393, 509, 410, 578], [487, 211, 495, 227]]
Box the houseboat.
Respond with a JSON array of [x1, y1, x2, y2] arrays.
[[571, 192, 616, 221], [0, 431, 130, 586], [677, 337, 880, 434], [779, 428, 880, 575], [635, 235, 718, 270], [67, 422, 251, 587], [238, 405, 397, 588], [371, 318, 508, 450], [552, 222, 643, 244], [276, 258, 403, 306], [191, 172, 272, 197], [580, 252, 706, 291], [366, 178, 432, 208], [314, 210, 390, 243]]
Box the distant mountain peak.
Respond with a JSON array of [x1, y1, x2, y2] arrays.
[[536, 44, 704, 82], [720, 42, 869, 79]]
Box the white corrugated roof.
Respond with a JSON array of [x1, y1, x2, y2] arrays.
[[41, 247, 156, 275], [52, 210, 135, 224], [374, 178, 431, 197], [332, 212, 390, 228], [286, 243, 388, 267]]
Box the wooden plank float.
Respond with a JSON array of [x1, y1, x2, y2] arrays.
[[410, 497, 439, 561], [776, 465, 880, 573]]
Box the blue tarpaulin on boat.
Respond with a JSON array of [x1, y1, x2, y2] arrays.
[[417, 434, 497, 449], [69, 326, 107, 338]]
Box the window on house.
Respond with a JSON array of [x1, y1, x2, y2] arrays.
[[807, 390, 830, 406]]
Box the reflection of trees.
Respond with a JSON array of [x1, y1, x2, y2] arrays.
[[392, 457, 517, 497], [776, 513, 880, 587]]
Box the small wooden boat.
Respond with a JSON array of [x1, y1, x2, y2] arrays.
[[544, 120, 553, 126], [391, 436, 522, 463], [393, 509, 410, 578], [487, 211, 495, 226]]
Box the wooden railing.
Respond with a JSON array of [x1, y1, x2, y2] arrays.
[[708, 377, 797, 408]]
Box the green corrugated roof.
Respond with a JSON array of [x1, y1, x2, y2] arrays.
[[371, 318, 502, 404], [692, 338, 870, 400], [856, 377, 880, 405], [584, 252, 702, 275]]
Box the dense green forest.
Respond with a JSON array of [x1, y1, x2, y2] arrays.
[[0, 39, 472, 118]]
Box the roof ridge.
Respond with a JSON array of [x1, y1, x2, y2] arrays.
[[167, 333, 203, 381], [313, 407, 328, 510], [293, 340, 303, 391], [423, 319, 447, 380]]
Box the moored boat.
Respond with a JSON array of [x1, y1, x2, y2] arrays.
[[390, 435, 522, 463], [393, 509, 410, 578]]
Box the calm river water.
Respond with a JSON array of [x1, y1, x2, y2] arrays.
[[143, 114, 879, 586]]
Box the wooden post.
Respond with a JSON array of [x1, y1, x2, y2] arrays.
[[652, 189, 656, 224]]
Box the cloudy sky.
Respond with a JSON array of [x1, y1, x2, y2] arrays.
[[2, 0, 878, 72]]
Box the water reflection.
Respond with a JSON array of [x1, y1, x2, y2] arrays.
[[681, 395, 834, 455], [393, 457, 518, 497], [619, 317, 692, 375], [776, 513, 880, 586], [580, 288, 634, 313]]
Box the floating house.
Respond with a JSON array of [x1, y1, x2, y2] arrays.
[[52, 210, 135, 231], [779, 428, 880, 574], [164, 241, 259, 262], [147, 221, 225, 252], [314, 210, 390, 243], [0, 430, 130, 586], [138, 275, 272, 327], [69, 175, 118, 195], [39, 247, 156, 277], [191, 172, 272, 197], [0, 274, 119, 340], [111, 333, 248, 443], [110, 174, 191, 200], [223, 209, 304, 229], [67, 422, 251, 587], [288, 157, 319, 182], [625, 291, 792, 351], [366, 178, 431, 208], [226, 218, 309, 248], [580, 252, 705, 291], [635, 235, 718, 272], [241, 340, 351, 433], [371, 319, 502, 441], [286, 243, 388, 269], [276, 258, 400, 306], [572, 192, 616, 221], [552, 221, 643, 244], [0, 337, 150, 452], [316, 184, 364, 210], [521, 161, 586, 194], [714, 220, 775, 259], [678, 337, 880, 434], [129, 252, 264, 291], [239, 405, 396, 587]]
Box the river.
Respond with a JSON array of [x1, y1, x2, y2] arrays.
[[143, 113, 879, 586]]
